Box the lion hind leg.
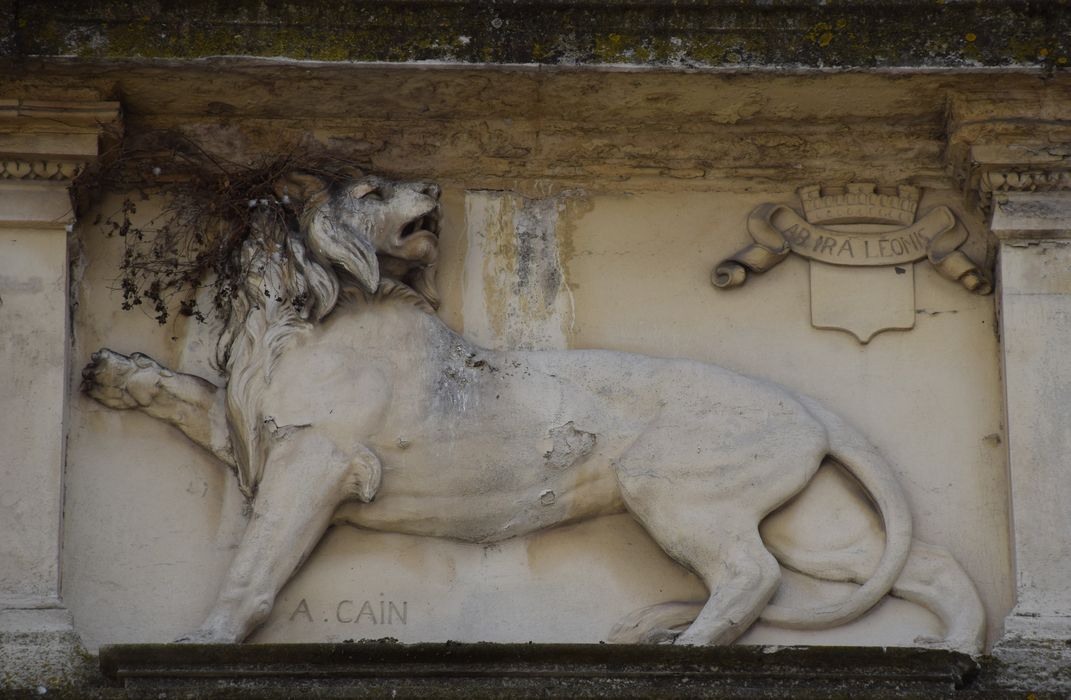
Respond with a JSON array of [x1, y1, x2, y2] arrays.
[[610, 421, 825, 646], [617, 480, 784, 645], [179, 432, 380, 643], [619, 485, 782, 644], [669, 528, 782, 645], [609, 601, 704, 644]]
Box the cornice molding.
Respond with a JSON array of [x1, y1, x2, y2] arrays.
[[980, 169, 1071, 194], [0, 158, 84, 182], [976, 168, 1071, 213], [949, 144, 1071, 216], [0, 99, 121, 132]]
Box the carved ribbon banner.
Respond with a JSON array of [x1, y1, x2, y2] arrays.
[[713, 204, 991, 295]]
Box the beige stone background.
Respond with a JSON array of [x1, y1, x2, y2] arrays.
[[64, 180, 1010, 651]]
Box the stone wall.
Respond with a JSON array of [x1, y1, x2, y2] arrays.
[[2, 4, 1071, 694]]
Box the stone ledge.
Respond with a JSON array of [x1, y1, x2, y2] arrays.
[[93, 643, 978, 698], [5, 0, 1070, 69], [978, 637, 1071, 696], [0, 607, 93, 690], [990, 192, 1071, 240]]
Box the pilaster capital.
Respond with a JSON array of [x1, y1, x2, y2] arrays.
[[966, 145, 1071, 233], [946, 91, 1071, 228], [953, 143, 1071, 228], [0, 99, 120, 159], [0, 98, 120, 227]]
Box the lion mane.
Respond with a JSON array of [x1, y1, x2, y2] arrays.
[[217, 172, 440, 498]]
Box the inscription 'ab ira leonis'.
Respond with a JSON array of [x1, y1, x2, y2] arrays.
[[781, 211, 936, 264], [712, 183, 991, 293]]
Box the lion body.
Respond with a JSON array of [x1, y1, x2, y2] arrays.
[[257, 299, 826, 543]]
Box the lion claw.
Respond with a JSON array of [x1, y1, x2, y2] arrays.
[[82, 348, 164, 409]]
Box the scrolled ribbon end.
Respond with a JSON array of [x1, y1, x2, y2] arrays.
[[960, 271, 993, 296], [712, 261, 748, 289]]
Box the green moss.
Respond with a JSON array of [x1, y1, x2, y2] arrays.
[[5, 0, 1070, 69]]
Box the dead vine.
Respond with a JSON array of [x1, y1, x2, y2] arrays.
[[74, 129, 367, 326]]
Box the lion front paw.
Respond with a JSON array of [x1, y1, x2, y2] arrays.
[[82, 349, 169, 409]]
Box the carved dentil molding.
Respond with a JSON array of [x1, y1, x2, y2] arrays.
[[970, 168, 1071, 218], [953, 143, 1071, 213], [979, 169, 1071, 197], [0, 159, 84, 181]]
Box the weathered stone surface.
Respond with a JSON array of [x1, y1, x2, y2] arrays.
[[3, 0, 1070, 69], [0, 608, 93, 690], [987, 194, 1071, 693], [6, 643, 1069, 698], [979, 637, 1071, 695]]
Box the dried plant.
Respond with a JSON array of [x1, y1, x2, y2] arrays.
[[76, 130, 367, 326]]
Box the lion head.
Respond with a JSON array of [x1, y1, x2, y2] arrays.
[[216, 170, 443, 369]]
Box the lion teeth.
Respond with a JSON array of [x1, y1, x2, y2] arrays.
[[400, 209, 440, 240]]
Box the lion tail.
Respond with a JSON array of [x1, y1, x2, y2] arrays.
[[758, 395, 913, 630]]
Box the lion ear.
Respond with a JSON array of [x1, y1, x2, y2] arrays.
[[336, 165, 366, 180], [349, 182, 378, 199], [274, 171, 328, 210]]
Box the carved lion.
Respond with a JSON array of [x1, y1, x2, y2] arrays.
[[83, 171, 986, 652]]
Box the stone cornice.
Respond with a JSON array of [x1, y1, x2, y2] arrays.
[[3, 65, 1069, 196], [961, 140, 1071, 239], [5, 1, 1070, 69], [988, 191, 1071, 241], [98, 643, 979, 695]]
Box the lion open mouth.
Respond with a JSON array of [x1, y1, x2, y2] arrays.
[[386, 201, 442, 266], [399, 205, 440, 240]]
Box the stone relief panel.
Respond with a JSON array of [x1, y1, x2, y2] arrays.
[[71, 171, 1006, 654]]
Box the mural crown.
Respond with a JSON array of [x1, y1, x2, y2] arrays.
[[798, 182, 919, 226]]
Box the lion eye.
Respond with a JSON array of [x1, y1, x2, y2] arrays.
[[351, 183, 381, 200]]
